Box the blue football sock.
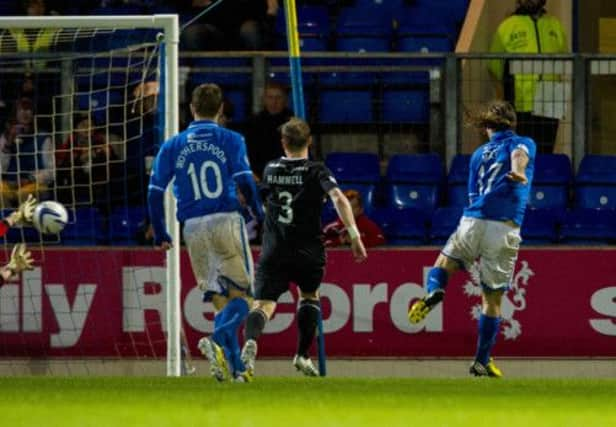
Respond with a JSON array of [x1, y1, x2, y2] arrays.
[[426, 267, 449, 294], [475, 314, 501, 365], [211, 312, 227, 347], [213, 298, 249, 375]]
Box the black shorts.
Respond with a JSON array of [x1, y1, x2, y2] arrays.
[[254, 245, 325, 301]]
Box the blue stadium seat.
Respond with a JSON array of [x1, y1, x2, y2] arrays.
[[275, 5, 329, 51], [108, 206, 147, 245], [385, 153, 443, 212], [325, 153, 381, 214], [574, 155, 616, 209], [430, 207, 463, 244], [396, 0, 468, 33], [319, 90, 374, 123], [575, 186, 616, 209], [372, 207, 427, 245], [325, 152, 381, 184], [447, 154, 470, 207], [336, 37, 390, 53], [561, 208, 616, 243], [381, 89, 429, 123], [521, 207, 563, 244], [530, 154, 572, 209], [576, 155, 616, 183], [317, 68, 377, 89], [336, 6, 393, 37], [189, 58, 251, 85], [354, 0, 405, 10], [275, 5, 329, 36], [335, 6, 393, 53], [62, 208, 106, 245], [397, 35, 452, 53]]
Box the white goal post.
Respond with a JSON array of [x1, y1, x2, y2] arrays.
[[0, 14, 181, 377]]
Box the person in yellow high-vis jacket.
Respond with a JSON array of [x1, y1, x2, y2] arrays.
[[0, 1, 60, 69], [488, 0, 568, 154]]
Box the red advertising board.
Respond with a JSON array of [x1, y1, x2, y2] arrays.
[[1, 248, 615, 358]]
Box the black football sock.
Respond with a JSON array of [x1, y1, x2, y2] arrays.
[[296, 299, 320, 358], [244, 309, 267, 342]]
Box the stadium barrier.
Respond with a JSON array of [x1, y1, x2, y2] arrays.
[[2, 247, 615, 359]]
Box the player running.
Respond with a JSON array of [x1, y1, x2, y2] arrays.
[[241, 117, 367, 378], [408, 101, 535, 377], [147, 83, 263, 382]]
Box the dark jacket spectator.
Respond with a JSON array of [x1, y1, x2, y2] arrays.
[[55, 115, 122, 207], [245, 82, 293, 179], [179, 0, 279, 51]]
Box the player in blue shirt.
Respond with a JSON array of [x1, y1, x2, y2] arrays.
[[408, 101, 536, 377], [148, 83, 264, 382]]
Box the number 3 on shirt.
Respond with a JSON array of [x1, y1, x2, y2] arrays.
[[478, 162, 502, 195], [277, 191, 293, 224]]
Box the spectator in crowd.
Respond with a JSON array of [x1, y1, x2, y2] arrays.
[[55, 114, 122, 207], [179, 0, 279, 51], [323, 189, 385, 248], [0, 97, 53, 207], [245, 81, 293, 179], [488, 0, 568, 154], [0, 1, 60, 59]]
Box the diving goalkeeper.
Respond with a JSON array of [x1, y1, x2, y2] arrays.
[[0, 243, 35, 287], [0, 194, 36, 237], [0, 194, 37, 286]]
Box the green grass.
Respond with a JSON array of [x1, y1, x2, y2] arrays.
[[1, 377, 615, 427]]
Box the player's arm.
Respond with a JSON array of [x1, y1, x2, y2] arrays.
[[507, 145, 531, 184], [147, 140, 175, 249], [328, 187, 367, 262], [0, 194, 36, 236], [232, 137, 265, 222], [0, 243, 34, 287]]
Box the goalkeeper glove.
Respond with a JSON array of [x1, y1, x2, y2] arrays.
[[13, 194, 37, 226], [6, 243, 34, 276]]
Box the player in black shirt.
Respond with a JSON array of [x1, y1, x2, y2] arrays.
[[241, 117, 367, 377]]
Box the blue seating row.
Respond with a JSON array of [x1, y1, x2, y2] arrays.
[[324, 152, 616, 244]]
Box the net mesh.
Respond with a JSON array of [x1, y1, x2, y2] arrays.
[[0, 26, 182, 375]]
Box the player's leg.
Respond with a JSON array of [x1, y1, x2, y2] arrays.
[[292, 292, 320, 377], [210, 213, 255, 380], [242, 259, 289, 376], [409, 217, 480, 324], [469, 289, 505, 377], [470, 221, 521, 378], [184, 217, 231, 381], [292, 261, 325, 377]]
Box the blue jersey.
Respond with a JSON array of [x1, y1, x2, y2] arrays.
[[463, 130, 536, 226], [149, 120, 253, 222]]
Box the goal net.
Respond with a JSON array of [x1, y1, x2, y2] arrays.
[[0, 15, 184, 376]]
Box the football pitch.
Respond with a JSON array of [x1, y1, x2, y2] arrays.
[[1, 377, 615, 427]]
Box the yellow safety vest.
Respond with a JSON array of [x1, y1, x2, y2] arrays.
[[8, 28, 60, 70], [488, 14, 568, 112]]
